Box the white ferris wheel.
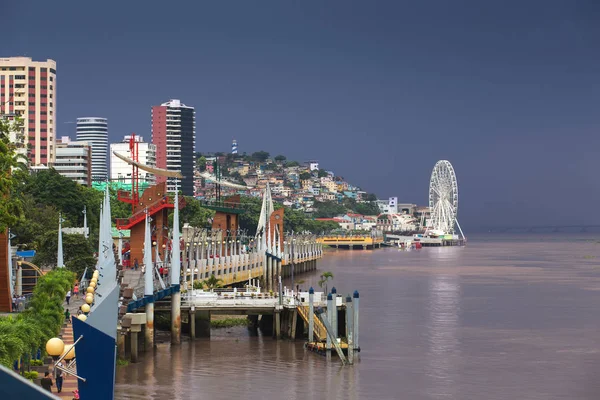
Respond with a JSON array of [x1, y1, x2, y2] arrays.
[[427, 160, 464, 238]]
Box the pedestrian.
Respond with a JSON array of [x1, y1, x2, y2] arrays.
[[55, 362, 63, 393], [72, 389, 80, 399], [40, 371, 53, 392], [64, 308, 71, 323], [134, 258, 139, 271], [65, 290, 71, 305], [11, 295, 16, 311], [73, 284, 79, 298]]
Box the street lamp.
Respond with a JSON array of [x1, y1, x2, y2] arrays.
[[46, 338, 65, 360], [77, 314, 87, 321], [85, 294, 94, 305]]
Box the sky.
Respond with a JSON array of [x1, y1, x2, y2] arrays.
[[3, 1, 600, 230]]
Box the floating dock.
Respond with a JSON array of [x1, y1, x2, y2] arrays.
[[317, 235, 384, 249]]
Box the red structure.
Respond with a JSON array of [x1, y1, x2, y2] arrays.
[[0, 231, 11, 312], [115, 133, 186, 265]]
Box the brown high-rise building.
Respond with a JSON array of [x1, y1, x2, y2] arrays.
[[0, 57, 57, 166]]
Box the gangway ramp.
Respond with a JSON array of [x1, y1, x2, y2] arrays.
[[297, 305, 326, 342]]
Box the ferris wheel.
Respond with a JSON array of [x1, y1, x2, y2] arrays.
[[428, 160, 462, 236]]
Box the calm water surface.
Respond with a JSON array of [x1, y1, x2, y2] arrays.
[[116, 234, 600, 399]]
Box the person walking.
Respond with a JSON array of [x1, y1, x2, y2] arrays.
[[40, 371, 53, 392], [65, 290, 71, 305], [55, 362, 63, 393], [134, 258, 139, 271], [73, 284, 79, 299]]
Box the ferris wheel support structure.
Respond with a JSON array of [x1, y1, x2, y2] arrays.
[[428, 160, 462, 236]]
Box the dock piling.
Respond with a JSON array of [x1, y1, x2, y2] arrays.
[[326, 293, 334, 360], [346, 294, 354, 365], [331, 287, 338, 339], [308, 287, 314, 342], [130, 332, 139, 363], [353, 290, 359, 352]]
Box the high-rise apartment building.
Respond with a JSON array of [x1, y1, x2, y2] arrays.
[[151, 99, 195, 195], [0, 57, 57, 166], [110, 135, 156, 184], [54, 137, 92, 186], [76, 117, 108, 181]]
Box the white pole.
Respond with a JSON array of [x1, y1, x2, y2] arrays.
[[57, 213, 64, 268]]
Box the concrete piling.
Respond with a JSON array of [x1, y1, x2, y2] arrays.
[[275, 311, 281, 339], [171, 291, 181, 345], [291, 309, 298, 340], [308, 287, 314, 342], [346, 295, 354, 365], [130, 332, 139, 363], [145, 301, 154, 349], [331, 287, 338, 339], [353, 290, 359, 351], [189, 307, 196, 340], [326, 293, 334, 360]]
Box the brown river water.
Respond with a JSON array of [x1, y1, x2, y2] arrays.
[[115, 234, 600, 399]]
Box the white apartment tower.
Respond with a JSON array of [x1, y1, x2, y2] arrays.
[[76, 117, 108, 181], [0, 57, 57, 166]]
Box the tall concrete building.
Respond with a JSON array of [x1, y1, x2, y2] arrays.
[[151, 99, 195, 195], [0, 57, 57, 166], [76, 117, 108, 181], [54, 136, 92, 186], [110, 135, 156, 185]]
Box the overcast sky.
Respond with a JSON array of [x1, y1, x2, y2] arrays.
[[4, 0, 600, 229]]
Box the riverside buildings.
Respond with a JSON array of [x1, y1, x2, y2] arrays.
[[76, 117, 108, 181], [0, 57, 57, 166], [151, 99, 195, 196], [54, 137, 92, 186], [110, 135, 156, 185]]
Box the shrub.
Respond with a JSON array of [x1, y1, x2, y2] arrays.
[[23, 371, 38, 380], [0, 269, 75, 368]]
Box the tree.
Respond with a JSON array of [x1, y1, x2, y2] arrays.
[[365, 193, 378, 202], [179, 196, 215, 228], [317, 169, 328, 178], [285, 161, 300, 168], [32, 232, 96, 277], [201, 274, 223, 290], [312, 201, 346, 218], [23, 169, 87, 224], [197, 156, 207, 172], [318, 271, 334, 294], [251, 151, 270, 162], [0, 117, 27, 231], [11, 194, 58, 248], [274, 155, 286, 163], [299, 172, 312, 181]]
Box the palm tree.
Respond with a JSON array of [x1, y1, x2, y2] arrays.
[[201, 274, 224, 290], [318, 271, 334, 294]]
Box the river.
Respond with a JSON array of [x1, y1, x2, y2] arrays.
[[115, 234, 600, 399]]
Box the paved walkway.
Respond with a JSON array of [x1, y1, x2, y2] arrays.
[[56, 322, 78, 399], [53, 295, 85, 399]]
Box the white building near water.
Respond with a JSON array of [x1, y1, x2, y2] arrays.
[[54, 137, 92, 186], [110, 135, 156, 184], [76, 117, 108, 181]]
